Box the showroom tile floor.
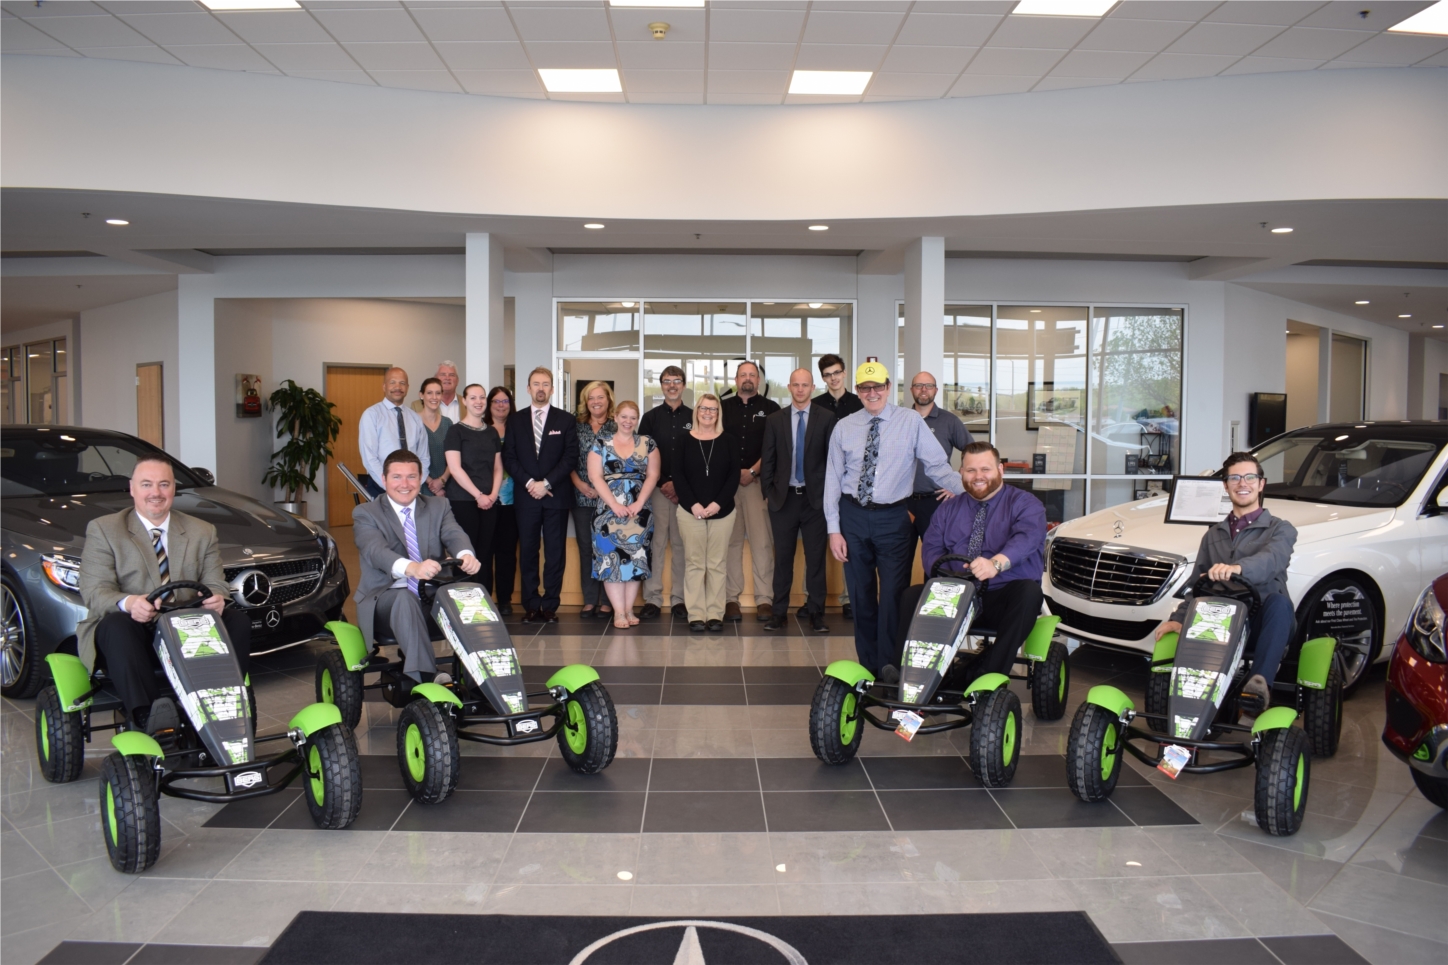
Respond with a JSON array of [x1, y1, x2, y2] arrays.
[[3, 610, 1445, 965]]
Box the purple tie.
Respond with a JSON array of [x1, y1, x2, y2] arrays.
[[401, 506, 421, 595]]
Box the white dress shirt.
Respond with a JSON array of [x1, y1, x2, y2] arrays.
[[359, 397, 431, 482], [385, 496, 474, 587], [120, 512, 170, 611]]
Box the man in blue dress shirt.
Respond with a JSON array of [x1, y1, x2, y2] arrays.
[[824, 360, 963, 678], [358, 367, 431, 498]]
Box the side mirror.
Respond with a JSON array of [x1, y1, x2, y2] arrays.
[[191, 467, 216, 486]]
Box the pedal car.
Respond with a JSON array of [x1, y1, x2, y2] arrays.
[[34, 581, 361, 873], [315, 560, 618, 804], [1383, 573, 1448, 809], [807, 555, 1069, 787], [1065, 575, 1342, 836]]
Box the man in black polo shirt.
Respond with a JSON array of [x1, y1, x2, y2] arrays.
[[813, 353, 862, 618], [721, 360, 780, 621], [907, 370, 973, 551], [637, 365, 693, 619]]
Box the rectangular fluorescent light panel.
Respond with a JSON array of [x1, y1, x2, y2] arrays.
[[1012, 0, 1116, 16], [789, 70, 872, 96], [200, 1, 300, 10], [609, 1, 706, 7], [539, 69, 623, 93], [1389, 1, 1448, 35]]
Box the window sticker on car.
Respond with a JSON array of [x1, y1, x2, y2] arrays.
[[1185, 603, 1236, 643], [447, 586, 499, 625], [919, 583, 966, 619], [170, 613, 229, 658], [903, 640, 947, 672]]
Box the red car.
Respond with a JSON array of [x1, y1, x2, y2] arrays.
[[1384, 573, 1448, 809]]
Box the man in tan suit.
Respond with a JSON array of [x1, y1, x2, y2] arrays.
[[78, 455, 249, 729]]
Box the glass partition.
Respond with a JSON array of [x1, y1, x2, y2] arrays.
[[1006, 478, 1084, 526], [642, 301, 746, 409], [751, 302, 852, 399], [1, 347, 20, 425], [1089, 309, 1182, 475], [558, 302, 640, 353], [994, 307, 1088, 475]]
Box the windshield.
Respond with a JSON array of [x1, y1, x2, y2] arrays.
[[1253, 432, 1443, 508], [1, 433, 202, 497]]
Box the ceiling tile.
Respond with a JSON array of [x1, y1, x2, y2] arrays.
[[707, 8, 806, 43], [453, 68, 544, 94], [342, 41, 444, 70], [546, 91, 627, 103], [1167, 22, 1287, 56], [707, 41, 796, 70], [168, 44, 276, 71], [1131, 51, 1238, 79], [792, 43, 886, 70], [948, 73, 1036, 96], [1251, 26, 1375, 60], [608, 8, 706, 44], [1295, 1, 1434, 31], [629, 91, 704, 104], [1074, 18, 1193, 52], [988, 14, 1099, 48], [707, 68, 788, 93], [1221, 55, 1326, 74], [1050, 49, 1153, 78], [285, 68, 376, 85], [1416, 48, 1448, 67], [912, 2, 1016, 12], [621, 68, 701, 92], [965, 46, 1065, 75], [522, 40, 617, 68], [1033, 75, 1118, 91], [1314, 59, 1379, 68], [616, 40, 703, 69], [253, 42, 358, 71], [866, 71, 954, 97], [507, 5, 610, 42], [28, 15, 150, 47], [408, 5, 516, 42], [784, 91, 863, 104], [214, 12, 334, 45], [96, 1, 231, 12], [1204, 2, 1320, 27], [1, 18, 70, 51], [303, 1, 405, 8], [311, 8, 425, 42], [801, 9, 906, 45], [117, 13, 239, 46], [433, 41, 531, 70], [76, 45, 183, 65], [893, 12, 1002, 46], [1331, 32, 1448, 64], [11, 47, 81, 57], [810, 2, 912, 11], [1108, 2, 1218, 20], [1, 1, 106, 17], [881, 44, 975, 73], [370, 69, 461, 92], [706, 92, 784, 105]]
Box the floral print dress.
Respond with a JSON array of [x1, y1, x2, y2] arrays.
[[590, 432, 656, 583]]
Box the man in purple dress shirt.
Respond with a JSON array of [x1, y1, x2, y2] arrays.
[[900, 442, 1048, 684]]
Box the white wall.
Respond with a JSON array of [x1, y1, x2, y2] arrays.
[[213, 299, 275, 504], [77, 290, 178, 450], [1409, 335, 1448, 420]]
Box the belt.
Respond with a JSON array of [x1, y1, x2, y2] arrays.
[[910, 491, 938, 500], [843, 495, 906, 511], [788, 485, 808, 495]]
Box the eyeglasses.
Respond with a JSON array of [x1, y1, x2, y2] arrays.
[[1225, 473, 1264, 483], [821, 369, 844, 379], [857, 384, 888, 396], [660, 379, 684, 386], [696, 406, 719, 414], [911, 383, 936, 390]]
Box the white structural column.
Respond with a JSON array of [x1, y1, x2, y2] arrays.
[[466, 233, 505, 389], [901, 237, 945, 389], [176, 274, 217, 471], [510, 263, 554, 393]]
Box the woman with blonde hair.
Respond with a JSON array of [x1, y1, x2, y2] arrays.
[[672, 393, 740, 631], [587, 399, 660, 629], [570, 381, 616, 619]]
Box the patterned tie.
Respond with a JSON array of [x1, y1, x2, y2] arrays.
[[856, 416, 882, 504], [533, 406, 546, 454], [966, 499, 989, 561], [794, 408, 807, 486], [393, 406, 407, 453], [151, 528, 169, 581], [401, 506, 421, 595]]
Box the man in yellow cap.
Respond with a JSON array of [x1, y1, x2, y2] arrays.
[[824, 360, 963, 679]]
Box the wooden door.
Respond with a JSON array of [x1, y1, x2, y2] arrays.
[[136, 363, 164, 447], [325, 365, 389, 527]]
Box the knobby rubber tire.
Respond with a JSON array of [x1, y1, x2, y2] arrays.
[[1144, 670, 1171, 735], [100, 751, 161, 874], [315, 647, 364, 730], [1299, 657, 1342, 758], [1, 574, 44, 699], [809, 675, 864, 765], [1030, 641, 1070, 722], [970, 687, 1022, 788], [1066, 701, 1124, 803], [36, 684, 85, 784], [1411, 767, 1448, 809], [303, 723, 362, 828], [1255, 726, 1310, 836], [397, 698, 459, 805], [557, 681, 619, 774]]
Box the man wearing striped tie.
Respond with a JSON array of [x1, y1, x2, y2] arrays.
[[78, 455, 249, 733]]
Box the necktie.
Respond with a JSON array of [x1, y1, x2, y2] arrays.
[[393, 406, 407, 453], [857, 416, 882, 504], [401, 506, 421, 595], [533, 407, 545, 454], [966, 499, 989, 561], [794, 408, 807, 486], [151, 528, 169, 581]]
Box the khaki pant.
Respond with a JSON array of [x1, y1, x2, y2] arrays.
[[726, 481, 774, 604], [677, 506, 736, 622], [643, 489, 685, 607]]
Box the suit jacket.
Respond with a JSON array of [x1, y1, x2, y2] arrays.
[[760, 402, 837, 512], [502, 406, 578, 510], [352, 494, 474, 643], [77, 509, 229, 670]]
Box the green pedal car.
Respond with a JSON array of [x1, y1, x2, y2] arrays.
[[1065, 576, 1343, 836], [808, 555, 1070, 787], [315, 560, 618, 805], [35, 581, 361, 873]]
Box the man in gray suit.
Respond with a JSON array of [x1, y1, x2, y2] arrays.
[[353, 449, 480, 683], [79, 455, 247, 731]]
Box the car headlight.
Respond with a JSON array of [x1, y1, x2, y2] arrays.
[[41, 554, 82, 592], [1405, 585, 1447, 663], [317, 531, 338, 574]]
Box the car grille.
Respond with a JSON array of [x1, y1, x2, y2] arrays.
[[1049, 538, 1180, 606], [224, 557, 324, 608], [1046, 598, 1161, 643]]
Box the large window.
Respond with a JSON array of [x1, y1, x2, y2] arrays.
[[643, 301, 747, 408], [752, 302, 853, 397], [1, 338, 68, 426]]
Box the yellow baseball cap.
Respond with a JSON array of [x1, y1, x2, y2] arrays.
[[855, 360, 890, 386]]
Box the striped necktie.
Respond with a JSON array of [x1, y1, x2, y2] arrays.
[[401, 506, 421, 595], [533, 407, 546, 454], [151, 528, 169, 581]]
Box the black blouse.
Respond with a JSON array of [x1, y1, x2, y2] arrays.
[[672, 431, 741, 519], [443, 422, 502, 503]]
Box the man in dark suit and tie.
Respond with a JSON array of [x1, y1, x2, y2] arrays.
[[760, 368, 837, 633], [503, 366, 578, 623], [352, 450, 479, 683]]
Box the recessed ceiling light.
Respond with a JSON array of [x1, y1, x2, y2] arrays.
[[105, 219, 129, 226], [789, 71, 872, 96], [762, 302, 775, 305], [775, 863, 787, 873], [808, 225, 829, 232], [1030, 309, 1042, 313], [620, 301, 635, 307], [584, 223, 605, 230], [1389, 1, 1448, 35], [1013, 0, 1116, 16], [808, 303, 823, 309], [199, 0, 300, 9], [1355, 300, 1370, 305], [1270, 227, 1293, 234], [616, 870, 634, 880], [1400, 314, 1412, 318], [610, 0, 704, 7], [1434, 324, 1444, 329], [539, 69, 622, 93]]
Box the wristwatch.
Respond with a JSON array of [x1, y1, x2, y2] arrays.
[[992, 558, 1010, 573], [749, 468, 758, 478]]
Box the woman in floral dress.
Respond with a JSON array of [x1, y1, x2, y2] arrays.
[[587, 400, 661, 630]]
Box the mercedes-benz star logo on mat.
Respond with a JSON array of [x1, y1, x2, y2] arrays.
[[229, 569, 273, 608], [569, 920, 807, 965]]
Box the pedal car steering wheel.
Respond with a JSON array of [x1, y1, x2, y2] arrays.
[[1189, 573, 1261, 613], [418, 558, 472, 603], [145, 581, 215, 613], [930, 554, 982, 582]]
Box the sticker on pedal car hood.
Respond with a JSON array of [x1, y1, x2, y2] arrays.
[[1184, 603, 1237, 643], [903, 640, 948, 672], [447, 586, 500, 625], [1171, 667, 1227, 704], [437, 612, 517, 683], [919, 584, 966, 619], [502, 692, 524, 713], [221, 739, 250, 765], [169, 613, 230, 658]]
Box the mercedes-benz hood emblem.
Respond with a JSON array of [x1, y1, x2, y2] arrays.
[[229, 569, 273, 608]]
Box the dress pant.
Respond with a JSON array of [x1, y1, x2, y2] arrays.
[[837, 498, 913, 674], [677, 507, 735, 622], [449, 499, 497, 574], [516, 500, 568, 612], [642, 489, 685, 608], [908, 493, 942, 549], [572, 506, 603, 607], [770, 488, 828, 616], [95, 607, 253, 716], [726, 481, 774, 604], [374, 587, 436, 682], [896, 578, 1043, 685], [489, 504, 518, 606]]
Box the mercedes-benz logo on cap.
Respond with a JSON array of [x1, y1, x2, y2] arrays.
[[229, 569, 273, 608]]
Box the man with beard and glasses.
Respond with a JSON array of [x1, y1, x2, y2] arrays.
[[907, 370, 973, 550], [899, 442, 1047, 687]]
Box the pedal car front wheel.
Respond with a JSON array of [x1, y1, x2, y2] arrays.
[[303, 723, 363, 828], [397, 698, 459, 804], [809, 675, 865, 765], [100, 751, 161, 874], [558, 681, 619, 774], [1254, 726, 1310, 837], [1066, 702, 1124, 802], [36, 684, 85, 784], [1030, 641, 1070, 722], [316, 648, 364, 731], [971, 687, 1022, 788], [1144, 670, 1171, 735]]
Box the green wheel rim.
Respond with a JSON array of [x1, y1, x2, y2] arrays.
[[840, 692, 859, 745], [564, 700, 588, 755], [1003, 710, 1017, 765], [40, 711, 49, 761], [1293, 750, 1305, 810], [320, 668, 334, 705], [404, 722, 426, 783], [1101, 723, 1118, 781], [105, 781, 118, 845], [1058, 663, 1067, 702], [307, 744, 324, 805]]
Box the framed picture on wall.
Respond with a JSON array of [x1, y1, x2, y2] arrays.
[[235, 373, 263, 418], [1026, 382, 1082, 430]]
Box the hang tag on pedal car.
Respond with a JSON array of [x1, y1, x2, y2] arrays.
[[894, 710, 924, 742], [1158, 744, 1191, 779]]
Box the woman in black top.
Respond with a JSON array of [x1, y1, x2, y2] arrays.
[[483, 385, 518, 614], [672, 393, 740, 632], [444, 383, 504, 573]]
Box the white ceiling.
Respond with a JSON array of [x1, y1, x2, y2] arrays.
[[3, 0, 1444, 104]]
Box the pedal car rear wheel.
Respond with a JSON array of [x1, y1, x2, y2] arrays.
[[1066, 702, 1124, 802], [1030, 642, 1070, 722], [36, 685, 84, 784], [1144, 669, 1171, 735], [1411, 768, 1448, 809], [971, 687, 1022, 788], [809, 676, 864, 765], [397, 698, 460, 804], [1299, 657, 1342, 758], [1255, 726, 1310, 836], [303, 722, 362, 828], [100, 751, 161, 873], [558, 681, 619, 774], [316, 648, 364, 731]]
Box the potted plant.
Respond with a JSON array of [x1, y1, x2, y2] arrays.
[[262, 379, 342, 516]]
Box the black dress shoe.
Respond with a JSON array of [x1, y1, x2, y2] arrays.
[[672, 603, 688, 618], [498, 602, 514, 615], [842, 604, 853, 619], [797, 604, 809, 617], [763, 615, 788, 631], [639, 603, 661, 620], [523, 609, 544, 623], [810, 613, 829, 633], [878, 664, 900, 685], [579, 606, 597, 620], [689, 620, 706, 633], [543, 609, 559, 623], [706, 619, 724, 632]]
